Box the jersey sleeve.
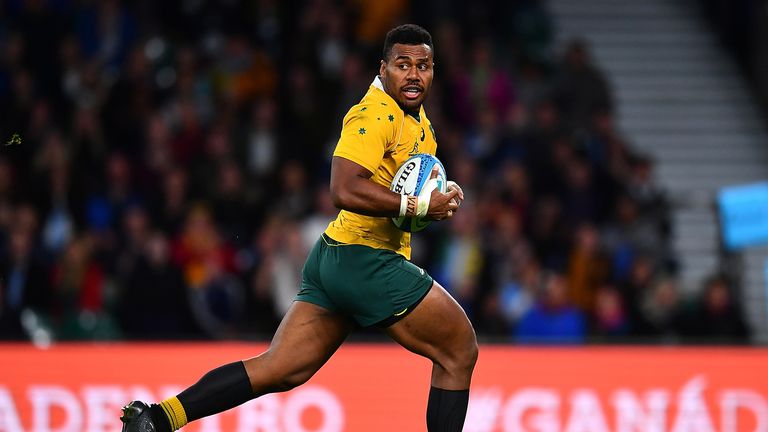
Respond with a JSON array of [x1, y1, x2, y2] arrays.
[[333, 103, 396, 174]]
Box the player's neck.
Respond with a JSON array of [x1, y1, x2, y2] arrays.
[[394, 98, 421, 121], [391, 98, 421, 122], [404, 108, 421, 122], [375, 75, 422, 121]]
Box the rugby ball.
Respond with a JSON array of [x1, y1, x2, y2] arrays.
[[390, 154, 447, 232]]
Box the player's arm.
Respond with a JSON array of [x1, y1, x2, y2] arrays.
[[329, 105, 407, 217], [330, 156, 401, 217], [330, 156, 458, 219]]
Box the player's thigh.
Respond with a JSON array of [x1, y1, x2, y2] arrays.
[[384, 281, 477, 371], [244, 300, 355, 390]]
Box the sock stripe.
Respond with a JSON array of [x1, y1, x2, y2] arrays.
[[159, 402, 176, 430], [171, 397, 188, 428], [160, 396, 188, 430]]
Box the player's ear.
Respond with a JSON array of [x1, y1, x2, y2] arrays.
[[379, 60, 386, 77]]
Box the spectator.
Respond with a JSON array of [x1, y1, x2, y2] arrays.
[[562, 157, 603, 227], [169, 100, 205, 166], [242, 98, 279, 182], [171, 204, 237, 289], [489, 243, 541, 335], [191, 124, 237, 200], [567, 223, 609, 312], [101, 45, 152, 153], [119, 232, 197, 339], [212, 160, 256, 247], [528, 195, 569, 270], [678, 276, 750, 343], [516, 272, 586, 344], [0, 214, 51, 339], [620, 255, 656, 335], [273, 160, 312, 219], [553, 39, 613, 130], [245, 214, 290, 335], [85, 150, 138, 235], [301, 184, 340, 249], [640, 277, 683, 340], [255, 219, 307, 317], [152, 166, 191, 236], [171, 205, 242, 338], [602, 195, 665, 281], [591, 285, 629, 340], [113, 204, 152, 285], [51, 234, 117, 340], [469, 38, 516, 123], [496, 160, 532, 223], [140, 115, 174, 192], [433, 200, 483, 316]]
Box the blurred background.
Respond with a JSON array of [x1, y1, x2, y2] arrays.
[[0, 0, 767, 347]]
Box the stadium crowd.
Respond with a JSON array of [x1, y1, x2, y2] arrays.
[[0, 0, 750, 343]]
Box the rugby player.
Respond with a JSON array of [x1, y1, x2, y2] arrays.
[[120, 24, 477, 431]]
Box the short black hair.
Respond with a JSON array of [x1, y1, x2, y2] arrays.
[[382, 24, 433, 61]]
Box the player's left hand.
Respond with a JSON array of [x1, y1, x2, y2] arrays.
[[447, 180, 464, 209], [420, 167, 458, 220]]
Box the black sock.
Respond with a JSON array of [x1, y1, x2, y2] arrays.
[[177, 361, 255, 423], [426, 386, 469, 432]]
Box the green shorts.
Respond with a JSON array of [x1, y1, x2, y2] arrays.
[[297, 233, 433, 327]]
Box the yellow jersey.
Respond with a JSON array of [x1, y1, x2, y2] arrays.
[[325, 76, 438, 259]]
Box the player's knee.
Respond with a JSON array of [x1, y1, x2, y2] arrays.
[[257, 366, 314, 393], [459, 329, 479, 373], [441, 327, 478, 375], [244, 353, 314, 393]]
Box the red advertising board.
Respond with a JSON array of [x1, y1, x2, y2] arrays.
[[1, 343, 767, 431]]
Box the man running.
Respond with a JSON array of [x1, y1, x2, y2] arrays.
[[120, 24, 477, 431]]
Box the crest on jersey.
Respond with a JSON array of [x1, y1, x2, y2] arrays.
[[409, 141, 419, 156]]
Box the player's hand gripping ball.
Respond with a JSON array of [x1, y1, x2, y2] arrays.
[[447, 180, 463, 208], [390, 153, 447, 232]]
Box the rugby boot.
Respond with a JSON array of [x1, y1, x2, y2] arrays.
[[120, 401, 157, 432]]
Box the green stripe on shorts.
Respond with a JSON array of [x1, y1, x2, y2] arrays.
[[297, 234, 433, 327]]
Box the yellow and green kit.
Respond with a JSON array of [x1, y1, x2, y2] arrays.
[[297, 76, 437, 326]]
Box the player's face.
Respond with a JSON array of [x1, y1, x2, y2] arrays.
[[380, 43, 434, 111]]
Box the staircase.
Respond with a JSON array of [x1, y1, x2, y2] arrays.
[[547, 0, 768, 341]]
